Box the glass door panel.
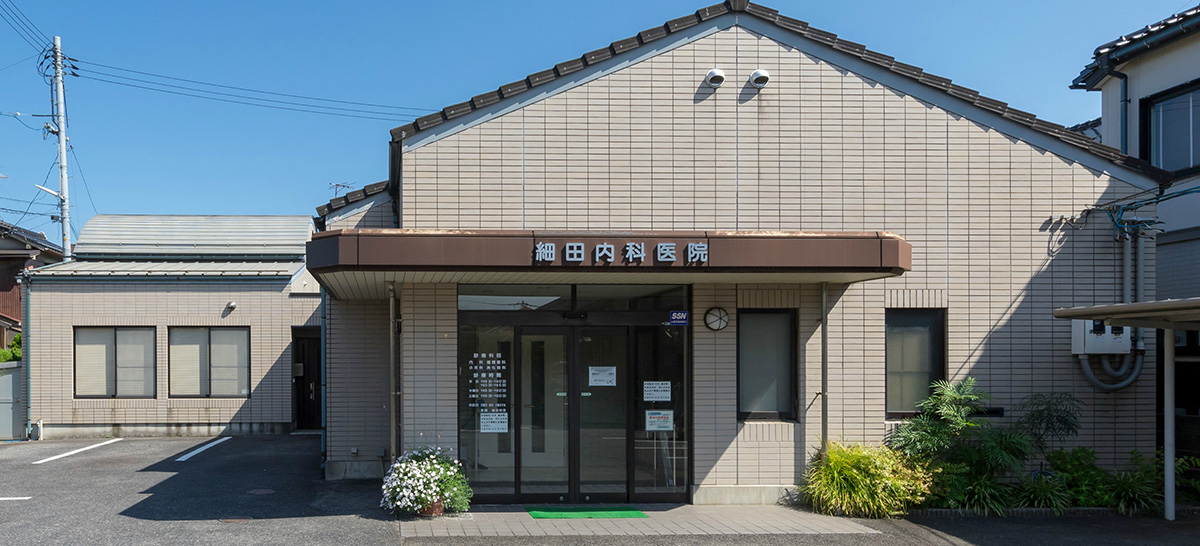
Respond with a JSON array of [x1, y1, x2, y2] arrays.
[[577, 328, 628, 499], [633, 325, 688, 496], [519, 332, 569, 498]]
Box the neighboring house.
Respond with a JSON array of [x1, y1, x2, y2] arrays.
[[1067, 117, 1103, 144], [0, 221, 62, 347], [1072, 4, 1200, 454], [21, 215, 321, 439], [1072, 4, 1200, 301], [306, 1, 1169, 505]]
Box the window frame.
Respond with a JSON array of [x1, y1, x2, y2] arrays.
[[1139, 76, 1200, 178], [884, 308, 948, 420], [167, 326, 252, 399], [72, 326, 157, 399], [735, 308, 798, 421]]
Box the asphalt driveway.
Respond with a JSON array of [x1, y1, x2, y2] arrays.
[[2, 433, 1200, 545]]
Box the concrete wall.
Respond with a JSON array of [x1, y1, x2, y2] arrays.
[[26, 279, 319, 438]]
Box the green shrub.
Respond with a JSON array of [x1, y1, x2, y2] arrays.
[[804, 442, 931, 518], [1047, 448, 1114, 507], [1109, 470, 1159, 516], [960, 475, 1010, 516], [890, 378, 989, 461], [0, 348, 11, 363], [1017, 393, 1082, 458], [1012, 474, 1070, 514], [9, 347, 18, 360], [9, 333, 19, 350]]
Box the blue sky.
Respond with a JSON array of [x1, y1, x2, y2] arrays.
[[0, 0, 1191, 239]]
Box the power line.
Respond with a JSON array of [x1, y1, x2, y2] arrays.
[[0, 205, 53, 217], [0, 195, 56, 206], [0, 6, 40, 51], [71, 58, 437, 113], [10, 154, 59, 227], [0, 0, 48, 43], [67, 145, 97, 215], [1, 110, 40, 131], [75, 67, 418, 118], [0, 51, 36, 72], [75, 74, 415, 122]]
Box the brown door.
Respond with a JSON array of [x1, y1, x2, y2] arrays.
[[292, 327, 321, 430]]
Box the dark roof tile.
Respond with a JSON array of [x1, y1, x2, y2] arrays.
[[860, 49, 895, 67], [729, 0, 750, 10], [973, 96, 1008, 114], [527, 68, 557, 87], [665, 14, 699, 32], [610, 36, 640, 54], [745, 3, 779, 20], [918, 73, 952, 91], [329, 196, 347, 210], [345, 189, 366, 203], [889, 60, 923, 79], [946, 84, 979, 101], [832, 38, 866, 56], [803, 27, 837, 46], [471, 90, 502, 109], [775, 15, 809, 33], [554, 58, 586, 77], [415, 112, 445, 130], [442, 100, 473, 120], [638, 26, 669, 44], [389, 123, 417, 141], [696, 3, 730, 21], [1001, 107, 1037, 124], [583, 47, 613, 65], [499, 80, 529, 98], [315, 204, 330, 217]]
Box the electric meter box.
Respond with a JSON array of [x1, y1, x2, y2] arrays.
[[1071, 319, 1132, 354]]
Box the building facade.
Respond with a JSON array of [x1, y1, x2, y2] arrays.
[[0, 221, 61, 347], [311, 2, 1169, 504], [22, 215, 321, 439]]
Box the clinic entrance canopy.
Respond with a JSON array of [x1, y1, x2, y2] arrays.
[[306, 229, 912, 298]]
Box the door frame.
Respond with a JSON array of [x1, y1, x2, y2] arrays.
[[514, 325, 633, 503]]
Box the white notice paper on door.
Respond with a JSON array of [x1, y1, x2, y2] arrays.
[[589, 366, 617, 386], [480, 412, 508, 433], [643, 381, 671, 402]]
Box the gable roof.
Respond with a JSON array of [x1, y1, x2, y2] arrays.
[[315, 180, 388, 218], [0, 220, 62, 255], [73, 215, 312, 260], [389, 0, 1171, 184], [1073, 4, 1200, 91]]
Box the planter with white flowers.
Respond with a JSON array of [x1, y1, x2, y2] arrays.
[[381, 446, 473, 517]]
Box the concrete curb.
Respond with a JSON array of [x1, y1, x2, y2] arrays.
[[907, 505, 1200, 518]]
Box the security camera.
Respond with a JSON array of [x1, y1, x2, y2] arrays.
[[750, 69, 770, 88], [226, 301, 237, 310], [704, 68, 725, 88]]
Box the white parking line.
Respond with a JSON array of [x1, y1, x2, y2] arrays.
[[176, 436, 232, 462], [0, 497, 32, 501], [31, 438, 123, 465]]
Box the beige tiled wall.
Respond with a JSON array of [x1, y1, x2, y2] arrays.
[[27, 279, 320, 435], [327, 25, 1158, 483], [324, 297, 390, 478]]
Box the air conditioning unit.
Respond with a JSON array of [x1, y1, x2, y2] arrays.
[[1071, 319, 1132, 355]]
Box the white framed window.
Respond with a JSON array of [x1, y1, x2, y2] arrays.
[[74, 327, 156, 398], [169, 327, 250, 398], [1146, 81, 1200, 172]]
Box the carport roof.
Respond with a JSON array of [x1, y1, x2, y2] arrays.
[[1053, 297, 1200, 330]]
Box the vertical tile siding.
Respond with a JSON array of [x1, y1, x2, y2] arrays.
[[325, 298, 389, 466], [27, 280, 319, 427], [400, 283, 458, 450], [352, 25, 1158, 480]]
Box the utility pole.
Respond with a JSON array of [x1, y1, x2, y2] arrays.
[[52, 35, 71, 260]]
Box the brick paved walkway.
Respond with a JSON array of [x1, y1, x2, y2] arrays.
[[399, 504, 877, 537]]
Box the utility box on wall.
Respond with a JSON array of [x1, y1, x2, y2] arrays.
[[1071, 319, 1132, 354]]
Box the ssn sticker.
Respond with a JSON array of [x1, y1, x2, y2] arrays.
[[669, 311, 689, 325]]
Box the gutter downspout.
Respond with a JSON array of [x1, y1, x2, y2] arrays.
[[820, 282, 829, 454], [320, 290, 328, 470], [388, 282, 398, 463]]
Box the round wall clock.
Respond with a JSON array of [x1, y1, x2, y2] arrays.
[[704, 307, 729, 331]]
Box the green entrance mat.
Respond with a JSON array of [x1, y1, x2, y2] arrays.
[[525, 506, 648, 519]]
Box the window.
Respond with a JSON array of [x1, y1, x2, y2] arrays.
[[1146, 81, 1200, 172], [737, 310, 796, 419], [74, 327, 156, 398], [886, 309, 946, 418], [169, 327, 250, 397]]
